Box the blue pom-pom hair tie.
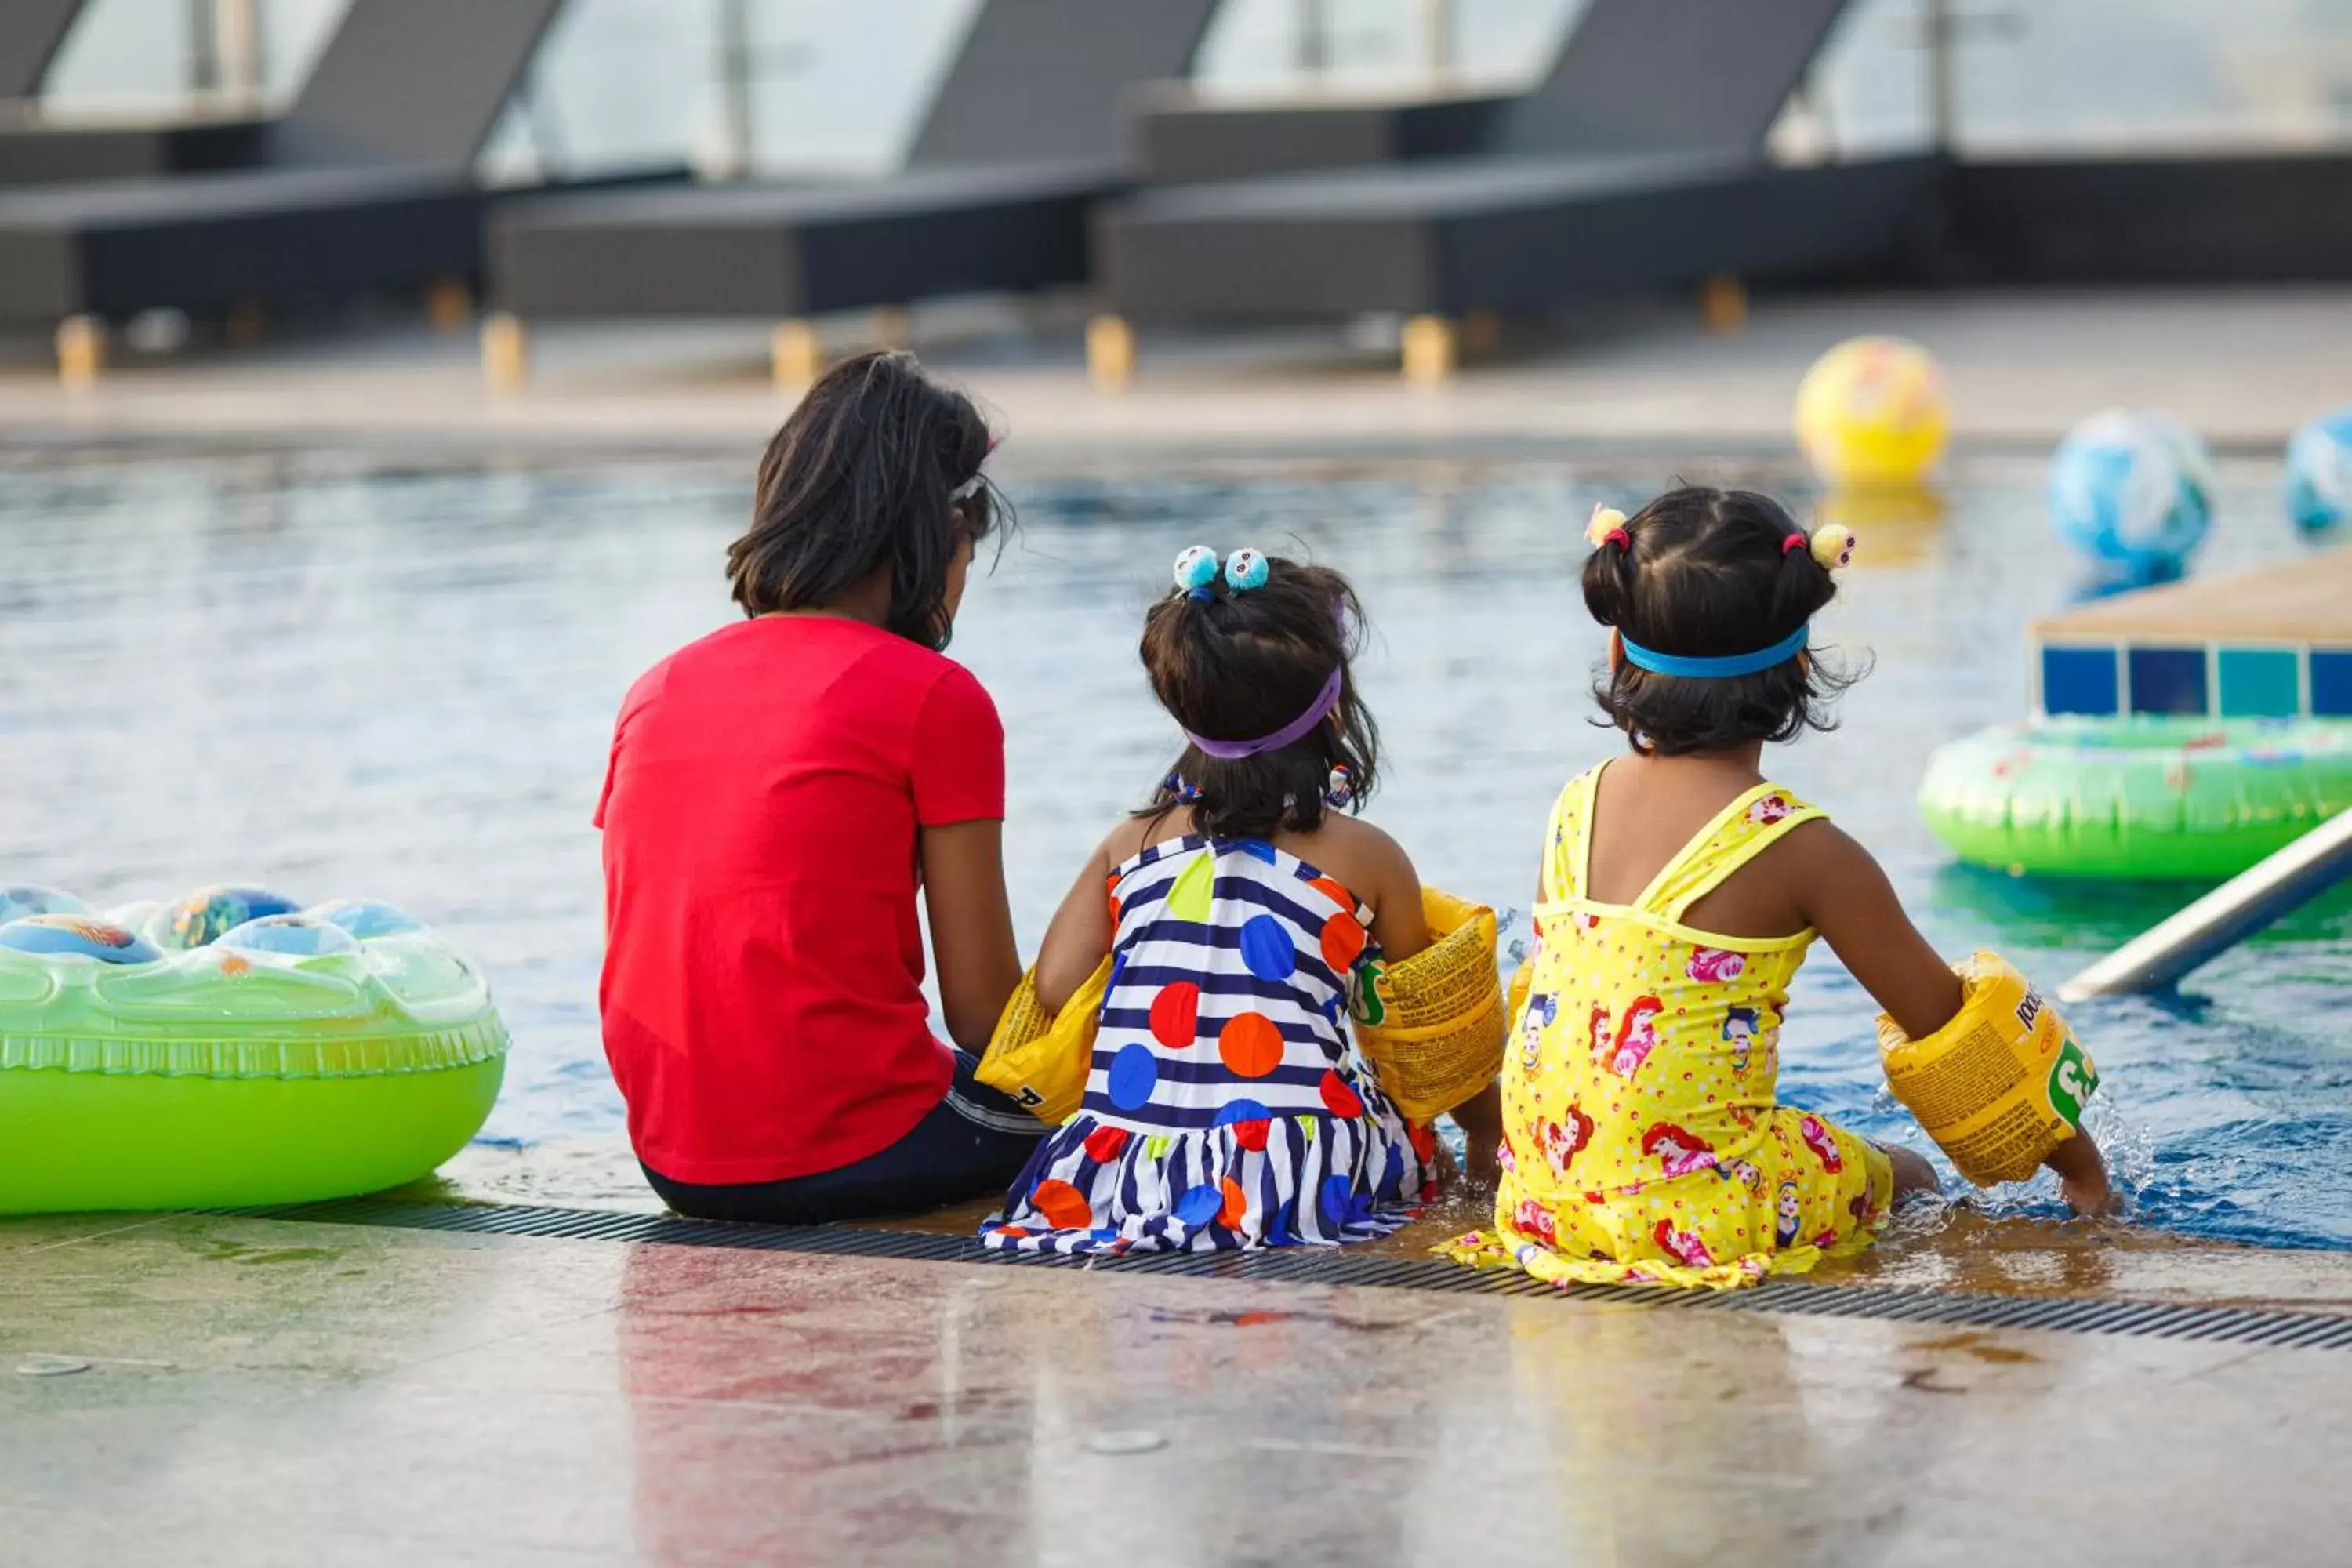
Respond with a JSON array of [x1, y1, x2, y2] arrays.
[[1224, 548, 1269, 593], [1172, 545, 1219, 601]]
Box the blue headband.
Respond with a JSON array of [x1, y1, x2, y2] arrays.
[[1619, 624, 1809, 679]]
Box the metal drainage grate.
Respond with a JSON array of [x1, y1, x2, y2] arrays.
[[226, 1196, 2352, 1353]]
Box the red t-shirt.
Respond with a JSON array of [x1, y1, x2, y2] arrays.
[[595, 615, 1005, 1185]]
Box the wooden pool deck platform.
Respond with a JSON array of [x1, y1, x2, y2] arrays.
[[2036, 550, 2352, 644]]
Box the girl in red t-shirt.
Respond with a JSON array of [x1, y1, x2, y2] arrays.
[[597, 352, 1040, 1223]]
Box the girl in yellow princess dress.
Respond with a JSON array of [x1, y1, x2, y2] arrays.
[[1448, 486, 2114, 1290]]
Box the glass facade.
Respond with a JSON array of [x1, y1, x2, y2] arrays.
[[34, 2, 2352, 177]]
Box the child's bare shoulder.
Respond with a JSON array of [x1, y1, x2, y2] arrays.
[[1287, 813, 1416, 890], [1758, 813, 1892, 903], [1099, 810, 1184, 870]]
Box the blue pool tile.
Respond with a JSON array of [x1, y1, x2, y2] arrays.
[[2041, 644, 2119, 716], [2312, 651, 2352, 716], [2216, 648, 2300, 717], [2128, 646, 2209, 715]]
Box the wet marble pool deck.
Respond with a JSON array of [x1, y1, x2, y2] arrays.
[[6, 1205, 2351, 1567]]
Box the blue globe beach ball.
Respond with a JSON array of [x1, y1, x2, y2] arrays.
[[2050, 410, 2215, 576], [2286, 409, 2352, 535]]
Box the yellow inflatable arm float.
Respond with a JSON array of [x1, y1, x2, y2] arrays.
[[976, 954, 1112, 1126], [1352, 887, 1505, 1122], [1875, 951, 2100, 1187]]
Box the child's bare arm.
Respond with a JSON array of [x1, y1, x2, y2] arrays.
[[1360, 826, 1429, 964], [1034, 836, 1118, 1014], [920, 819, 1023, 1052], [1794, 823, 2114, 1214], [1788, 822, 1964, 1040]]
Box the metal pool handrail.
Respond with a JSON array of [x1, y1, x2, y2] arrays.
[[2060, 808, 2352, 999]]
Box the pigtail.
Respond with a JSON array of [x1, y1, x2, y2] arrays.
[[1581, 523, 1639, 630], [1767, 528, 1831, 638], [1769, 518, 1856, 635]]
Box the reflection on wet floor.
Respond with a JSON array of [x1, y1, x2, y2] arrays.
[[2, 1210, 2346, 1565]]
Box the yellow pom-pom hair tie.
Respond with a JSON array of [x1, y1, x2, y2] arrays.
[[1585, 504, 1630, 551], [1809, 523, 1857, 570]]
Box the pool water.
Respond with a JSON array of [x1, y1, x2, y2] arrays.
[[2, 451, 2347, 1250]]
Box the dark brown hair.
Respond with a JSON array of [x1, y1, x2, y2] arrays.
[[1583, 485, 1861, 755], [726, 350, 1003, 649], [1138, 556, 1378, 840]]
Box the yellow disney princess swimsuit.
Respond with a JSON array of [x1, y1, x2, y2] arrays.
[[1444, 764, 1894, 1290]]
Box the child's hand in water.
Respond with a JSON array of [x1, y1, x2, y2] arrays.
[[2049, 1134, 2120, 1217]]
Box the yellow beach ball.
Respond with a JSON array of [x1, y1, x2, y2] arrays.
[[1795, 336, 1949, 488]]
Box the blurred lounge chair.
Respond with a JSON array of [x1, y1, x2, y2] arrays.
[[481, 0, 1221, 387], [0, 0, 557, 187], [1127, 0, 1850, 184], [0, 0, 624, 377], [0, 0, 81, 106], [1094, 0, 1942, 381]]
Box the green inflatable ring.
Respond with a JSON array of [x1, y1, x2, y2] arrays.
[[0, 891, 506, 1214], [1920, 717, 2352, 879]]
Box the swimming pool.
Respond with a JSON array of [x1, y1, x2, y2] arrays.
[[2, 449, 2345, 1249]]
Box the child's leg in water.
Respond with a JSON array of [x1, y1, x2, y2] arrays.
[[1882, 1142, 1940, 1206], [2045, 1131, 2118, 1216], [1450, 1081, 1504, 1186]]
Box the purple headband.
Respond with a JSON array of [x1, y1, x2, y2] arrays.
[[1182, 666, 1345, 760]]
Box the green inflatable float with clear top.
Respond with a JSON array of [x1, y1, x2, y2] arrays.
[[1919, 717, 2352, 879], [0, 884, 506, 1214]]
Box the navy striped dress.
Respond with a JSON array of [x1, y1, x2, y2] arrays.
[[984, 835, 1434, 1254]]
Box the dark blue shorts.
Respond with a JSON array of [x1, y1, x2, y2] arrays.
[[641, 1050, 1044, 1225]]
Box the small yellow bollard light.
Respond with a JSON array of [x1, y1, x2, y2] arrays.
[[771, 320, 824, 390], [481, 312, 528, 391], [1087, 314, 1135, 391], [56, 315, 105, 387], [1401, 314, 1457, 383]]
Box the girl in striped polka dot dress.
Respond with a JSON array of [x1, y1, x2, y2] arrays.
[[985, 548, 1486, 1254]]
